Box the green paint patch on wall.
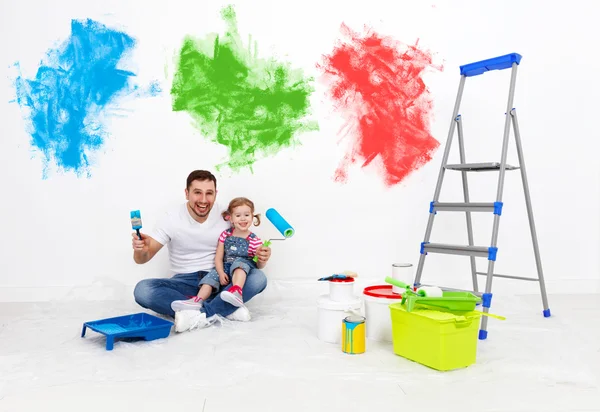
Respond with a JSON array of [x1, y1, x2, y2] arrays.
[[171, 5, 318, 172]]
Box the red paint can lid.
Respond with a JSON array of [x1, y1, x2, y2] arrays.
[[330, 277, 354, 283], [363, 285, 403, 299]]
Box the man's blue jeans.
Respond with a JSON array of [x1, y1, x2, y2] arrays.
[[133, 269, 267, 318]]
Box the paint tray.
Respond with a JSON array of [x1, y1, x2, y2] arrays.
[[384, 277, 481, 313], [81, 312, 173, 350], [403, 291, 481, 313]]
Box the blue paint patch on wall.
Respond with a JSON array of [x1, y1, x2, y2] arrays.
[[12, 18, 160, 178]]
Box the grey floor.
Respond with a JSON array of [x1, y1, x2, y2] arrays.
[[0, 282, 598, 412]]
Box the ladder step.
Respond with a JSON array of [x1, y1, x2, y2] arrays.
[[431, 201, 502, 214], [444, 162, 519, 172], [475, 272, 538, 282], [421, 243, 498, 260]]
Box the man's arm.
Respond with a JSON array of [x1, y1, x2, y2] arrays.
[[132, 232, 164, 264]]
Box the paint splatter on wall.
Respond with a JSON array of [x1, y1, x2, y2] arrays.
[[319, 24, 442, 187], [170, 5, 318, 172], [12, 19, 160, 178]]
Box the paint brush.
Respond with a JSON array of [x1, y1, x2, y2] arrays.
[[130, 210, 142, 240], [318, 271, 358, 281]]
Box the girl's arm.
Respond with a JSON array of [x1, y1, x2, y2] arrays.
[[215, 241, 226, 276]]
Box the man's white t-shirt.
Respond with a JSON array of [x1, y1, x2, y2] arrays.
[[150, 201, 230, 274]]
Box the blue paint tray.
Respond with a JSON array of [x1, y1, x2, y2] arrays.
[[81, 312, 173, 350]]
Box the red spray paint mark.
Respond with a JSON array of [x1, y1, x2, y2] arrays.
[[319, 24, 443, 187]]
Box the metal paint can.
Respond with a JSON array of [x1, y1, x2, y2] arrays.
[[342, 315, 366, 354]]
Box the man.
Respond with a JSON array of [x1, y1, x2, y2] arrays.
[[132, 170, 271, 332]]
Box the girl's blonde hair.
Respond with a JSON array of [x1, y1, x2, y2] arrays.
[[222, 197, 261, 226]]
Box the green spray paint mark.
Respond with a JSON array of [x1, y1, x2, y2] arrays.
[[170, 5, 318, 172]]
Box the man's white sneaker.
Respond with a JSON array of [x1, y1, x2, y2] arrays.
[[174, 310, 210, 332], [226, 306, 251, 322]]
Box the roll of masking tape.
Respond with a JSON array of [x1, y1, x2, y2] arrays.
[[417, 286, 443, 298]]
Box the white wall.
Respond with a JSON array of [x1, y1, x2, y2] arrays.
[[1, 0, 598, 302]]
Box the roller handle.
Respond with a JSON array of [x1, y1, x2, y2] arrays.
[[252, 240, 272, 263], [385, 277, 428, 297], [385, 276, 420, 296], [385, 276, 410, 290]]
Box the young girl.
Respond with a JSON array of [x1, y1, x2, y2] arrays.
[[171, 197, 264, 312]]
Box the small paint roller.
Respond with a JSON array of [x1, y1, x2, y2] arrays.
[[130, 210, 142, 240], [416, 286, 443, 298], [253, 208, 294, 262], [383, 277, 442, 297]]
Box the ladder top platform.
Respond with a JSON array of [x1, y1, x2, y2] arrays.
[[460, 53, 522, 77]]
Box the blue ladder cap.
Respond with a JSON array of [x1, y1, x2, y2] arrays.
[[429, 201, 436, 214], [482, 293, 493, 308], [460, 53, 522, 77], [494, 202, 503, 216]]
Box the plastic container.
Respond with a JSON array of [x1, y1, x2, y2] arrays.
[[389, 303, 482, 371], [362, 285, 403, 342], [329, 277, 355, 302], [317, 294, 362, 344], [81, 312, 173, 350]]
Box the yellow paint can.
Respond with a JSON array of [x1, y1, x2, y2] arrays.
[[342, 315, 366, 354]]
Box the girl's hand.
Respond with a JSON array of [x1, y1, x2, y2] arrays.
[[256, 245, 271, 263]]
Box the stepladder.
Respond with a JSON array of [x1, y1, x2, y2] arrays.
[[413, 53, 551, 340]]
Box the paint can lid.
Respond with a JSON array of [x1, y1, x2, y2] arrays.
[[344, 315, 366, 324], [363, 285, 403, 299], [329, 277, 354, 283]]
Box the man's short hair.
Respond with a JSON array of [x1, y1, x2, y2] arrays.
[[186, 170, 217, 190]]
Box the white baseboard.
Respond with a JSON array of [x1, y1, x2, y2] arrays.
[[0, 278, 598, 303]]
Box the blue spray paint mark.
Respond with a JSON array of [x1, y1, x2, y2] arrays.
[[11, 19, 161, 178]]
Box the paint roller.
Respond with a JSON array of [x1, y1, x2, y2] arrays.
[[252, 208, 294, 262]]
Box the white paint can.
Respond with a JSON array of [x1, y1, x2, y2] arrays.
[[317, 294, 362, 344], [328, 277, 355, 302], [391, 263, 413, 294], [362, 285, 404, 342]]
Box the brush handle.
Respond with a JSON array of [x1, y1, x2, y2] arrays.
[[253, 240, 272, 263], [136, 229, 142, 240]]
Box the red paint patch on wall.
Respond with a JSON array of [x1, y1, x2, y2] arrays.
[[319, 24, 443, 187]]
